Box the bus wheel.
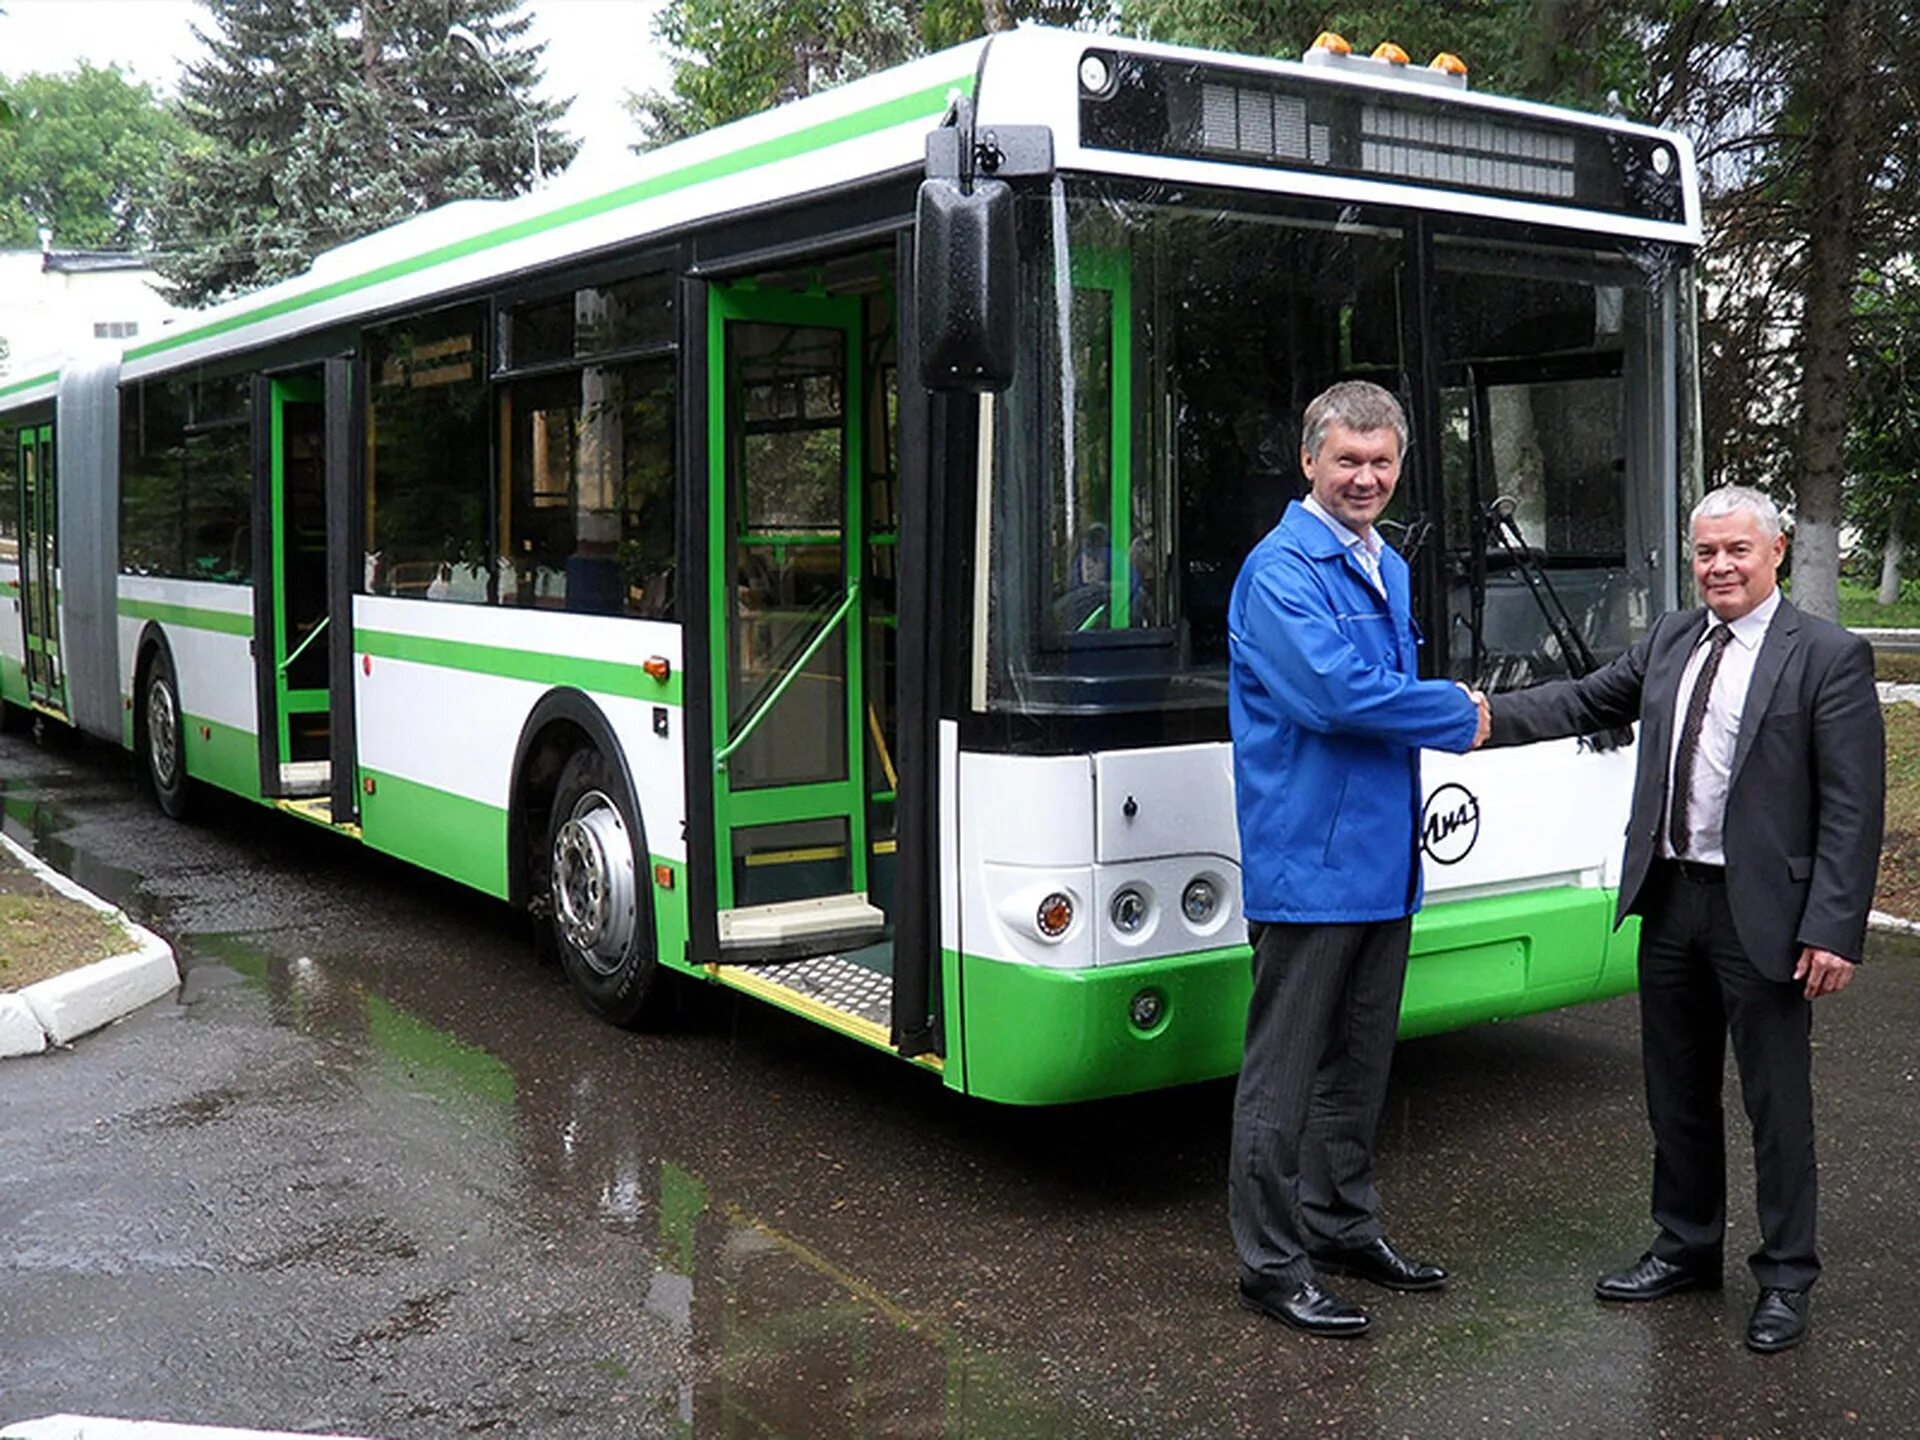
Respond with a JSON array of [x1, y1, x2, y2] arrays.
[[545, 747, 662, 1027], [145, 649, 193, 820]]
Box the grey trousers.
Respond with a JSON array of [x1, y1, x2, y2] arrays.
[[1229, 917, 1411, 1289]]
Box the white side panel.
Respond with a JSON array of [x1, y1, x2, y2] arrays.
[[352, 597, 688, 862], [0, 561, 22, 679], [959, 752, 1096, 969], [118, 577, 258, 735], [939, 719, 960, 952]]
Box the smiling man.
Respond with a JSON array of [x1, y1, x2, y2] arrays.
[[1226, 381, 1487, 1338], [1485, 485, 1885, 1353]]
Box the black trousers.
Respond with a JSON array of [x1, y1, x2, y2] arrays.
[[1229, 917, 1411, 1289], [1639, 866, 1820, 1291]]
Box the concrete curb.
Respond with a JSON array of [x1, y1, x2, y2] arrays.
[[0, 833, 178, 1059], [3, 1420, 379, 1440]]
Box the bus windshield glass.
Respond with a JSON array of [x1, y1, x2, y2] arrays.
[[983, 178, 1697, 716]]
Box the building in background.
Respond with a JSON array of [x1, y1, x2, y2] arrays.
[[0, 236, 183, 381]]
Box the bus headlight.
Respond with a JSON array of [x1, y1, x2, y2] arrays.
[[1110, 886, 1148, 935], [1036, 891, 1075, 938], [1182, 877, 1218, 924]]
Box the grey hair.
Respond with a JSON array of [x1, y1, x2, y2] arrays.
[[1691, 484, 1783, 541], [1302, 381, 1409, 460]]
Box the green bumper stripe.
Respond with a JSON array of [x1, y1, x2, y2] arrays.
[[183, 712, 262, 799], [359, 627, 682, 706], [125, 75, 972, 365], [119, 596, 254, 636], [955, 885, 1640, 1106], [360, 768, 508, 898]]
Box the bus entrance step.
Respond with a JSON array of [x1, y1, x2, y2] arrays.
[[716, 893, 886, 965], [278, 761, 331, 796]]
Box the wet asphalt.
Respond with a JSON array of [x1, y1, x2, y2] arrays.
[[2, 723, 1918, 1439]]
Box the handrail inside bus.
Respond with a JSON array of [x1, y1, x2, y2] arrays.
[[715, 581, 861, 772], [278, 615, 329, 674]]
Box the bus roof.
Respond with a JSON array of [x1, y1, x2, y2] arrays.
[[3, 25, 1698, 400]]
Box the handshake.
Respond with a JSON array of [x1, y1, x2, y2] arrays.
[[1456, 683, 1492, 750]]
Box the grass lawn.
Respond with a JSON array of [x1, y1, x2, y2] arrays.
[[1838, 578, 1920, 629], [1880, 701, 1920, 920], [0, 847, 130, 990]]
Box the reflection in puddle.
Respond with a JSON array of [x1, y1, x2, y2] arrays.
[[0, 784, 149, 916]]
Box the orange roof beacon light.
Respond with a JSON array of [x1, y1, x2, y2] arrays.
[[1371, 41, 1411, 65], [1429, 51, 1470, 77], [1308, 31, 1352, 56]]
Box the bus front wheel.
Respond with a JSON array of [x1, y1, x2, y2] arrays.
[[144, 649, 192, 820], [544, 747, 664, 1027]]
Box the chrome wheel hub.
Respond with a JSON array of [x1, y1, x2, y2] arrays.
[[552, 789, 637, 974], [148, 678, 180, 789]]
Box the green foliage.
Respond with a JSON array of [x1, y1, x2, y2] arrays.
[[0, 64, 187, 249], [153, 0, 578, 308], [628, 0, 1103, 150], [1846, 265, 1920, 552]]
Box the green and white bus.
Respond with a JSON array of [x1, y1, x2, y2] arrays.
[[0, 27, 1702, 1103]]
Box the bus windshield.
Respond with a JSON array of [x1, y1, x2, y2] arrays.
[[982, 178, 1698, 716]]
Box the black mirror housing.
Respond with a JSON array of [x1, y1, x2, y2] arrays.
[[915, 176, 1015, 393]]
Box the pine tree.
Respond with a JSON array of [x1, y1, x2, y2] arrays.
[[154, 0, 577, 307]]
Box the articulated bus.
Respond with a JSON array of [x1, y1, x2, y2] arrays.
[[0, 28, 1702, 1103]]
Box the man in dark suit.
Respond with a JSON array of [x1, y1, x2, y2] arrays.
[[1483, 484, 1884, 1353]]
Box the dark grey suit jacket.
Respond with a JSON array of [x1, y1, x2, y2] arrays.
[[1489, 598, 1884, 980]]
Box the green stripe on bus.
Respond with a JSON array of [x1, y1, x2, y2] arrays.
[[359, 768, 510, 898], [0, 370, 58, 402], [118, 596, 255, 636], [182, 712, 263, 799], [1, 654, 26, 707], [357, 626, 683, 706], [124, 75, 972, 365]]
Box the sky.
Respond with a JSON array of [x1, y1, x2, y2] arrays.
[[0, 0, 673, 172]]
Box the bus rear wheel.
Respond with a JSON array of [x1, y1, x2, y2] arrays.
[[544, 747, 665, 1027], [145, 649, 192, 820]]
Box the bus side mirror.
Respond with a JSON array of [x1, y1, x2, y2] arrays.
[[915, 176, 1015, 393]]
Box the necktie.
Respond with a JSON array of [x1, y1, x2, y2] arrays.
[[1668, 624, 1733, 856]]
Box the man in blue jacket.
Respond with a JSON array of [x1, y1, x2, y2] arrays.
[[1228, 380, 1486, 1337]]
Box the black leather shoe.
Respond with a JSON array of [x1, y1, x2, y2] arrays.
[[1594, 1251, 1720, 1302], [1746, 1287, 1810, 1353], [1312, 1237, 1447, 1292], [1237, 1278, 1370, 1337]]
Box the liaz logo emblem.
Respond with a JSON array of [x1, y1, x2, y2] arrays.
[[1421, 783, 1480, 865]]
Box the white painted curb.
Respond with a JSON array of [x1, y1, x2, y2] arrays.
[[2, 1419, 381, 1440], [0, 834, 178, 1059]]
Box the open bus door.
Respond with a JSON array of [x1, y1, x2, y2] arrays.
[[705, 283, 888, 964], [17, 422, 66, 717], [253, 363, 358, 824]]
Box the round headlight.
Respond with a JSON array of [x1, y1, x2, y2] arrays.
[[1079, 54, 1111, 94], [1182, 878, 1218, 924], [1111, 887, 1148, 935], [1036, 891, 1074, 939]]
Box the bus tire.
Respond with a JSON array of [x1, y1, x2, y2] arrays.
[[544, 746, 664, 1028], [144, 647, 193, 820]]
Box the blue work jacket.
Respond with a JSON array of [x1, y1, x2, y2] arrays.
[[1228, 501, 1481, 923]]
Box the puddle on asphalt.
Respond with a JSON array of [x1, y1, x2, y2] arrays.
[[156, 928, 1101, 1437], [0, 782, 153, 920]]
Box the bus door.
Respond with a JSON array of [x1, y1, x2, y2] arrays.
[[17, 422, 66, 716], [707, 284, 887, 963], [263, 376, 332, 798]]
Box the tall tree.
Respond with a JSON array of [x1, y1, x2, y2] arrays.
[[154, 0, 577, 307], [0, 65, 187, 250], [627, 0, 1104, 151]]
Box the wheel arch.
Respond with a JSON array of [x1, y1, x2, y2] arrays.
[[506, 688, 653, 927]]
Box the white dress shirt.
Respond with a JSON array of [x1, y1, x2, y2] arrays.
[[1301, 494, 1385, 596], [1664, 587, 1781, 863]]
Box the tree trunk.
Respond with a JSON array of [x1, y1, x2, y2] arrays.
[[1881, 490, 1910, 605], [981, 0, 1013, 33], [1792, 0, 1869, 624]]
